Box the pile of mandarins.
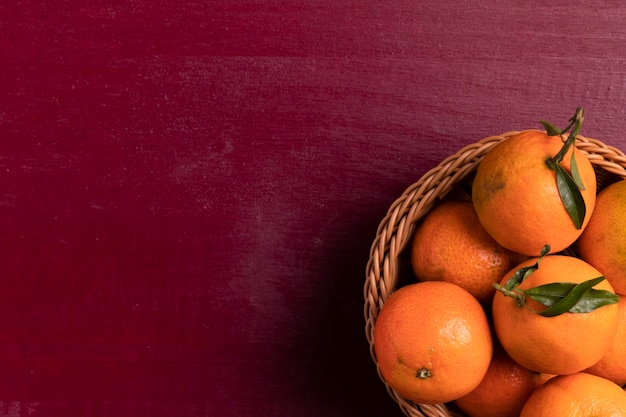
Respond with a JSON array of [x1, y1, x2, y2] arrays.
[[373, 108, 626, 417]]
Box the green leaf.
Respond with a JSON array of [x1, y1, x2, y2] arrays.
[[555, 164, 586, 229], [520, 281, 616, 311], [523, 276, 618, 317], [543, 108, 588, 229], [540, 120, 562, 136], [522, 282, 575, 307], [569, 150, 585, 190], [568, 288, 620, 313], [502, 245, 550, 290], [539, 244, 551, 258], [503, 265, 535, 291]]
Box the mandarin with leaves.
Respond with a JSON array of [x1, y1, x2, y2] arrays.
[[472, 108, 596, 256], [492, 250, 619, 375], [373, 281, 493, 404], [520, 372, 626, 417]]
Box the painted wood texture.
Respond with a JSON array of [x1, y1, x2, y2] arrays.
[[2, 1, 626, 416]]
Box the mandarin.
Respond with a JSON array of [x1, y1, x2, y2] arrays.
[[578, 179, 626, 295], [472, 129, 596, 256], [410, 200, 523, 304], [373, 281, 492, 404], [520, 372, 626, 417], [492, 255, 618, 375], [454, 342, 553, 417], [586, 294, 626, 386]]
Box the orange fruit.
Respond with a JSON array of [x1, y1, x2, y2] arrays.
[[520, 372, 626, 417], [454, 343, 553, 417], [578, 179, 626, 295], [373, 281, 492, 404], [586, 294, 626, 386], [492, 255, 619, 375], [410, 200, 524, 304], [472, 129, 596, 256]]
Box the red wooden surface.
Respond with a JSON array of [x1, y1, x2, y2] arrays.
[[2, 1, 626, 416]]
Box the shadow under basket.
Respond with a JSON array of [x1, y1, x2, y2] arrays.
[[363, 131, 626, 417]]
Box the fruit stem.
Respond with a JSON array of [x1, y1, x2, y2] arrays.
[[493, 283, 527, 308], [546, 107, 584, 166]]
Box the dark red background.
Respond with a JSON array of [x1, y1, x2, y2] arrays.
[[2, 1, 626, 416]]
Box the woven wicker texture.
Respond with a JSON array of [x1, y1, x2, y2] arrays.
[[364, 131, 626, 417]]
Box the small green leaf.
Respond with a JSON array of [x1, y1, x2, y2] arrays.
[[569, 151, 585, 190], [545, 108, 584, 165], [555, 164, 586, 229], [502, 245, 550, 290], [503, 265, 535, 291], [540, 120, 562, 136]]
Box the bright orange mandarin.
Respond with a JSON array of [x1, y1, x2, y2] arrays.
[[585, 294, 626, 386], [472, 130, 596, 256], [410, 200, 523, 304], [578, 179, 626, 295], [492, 255, 618, 375], [520, 372, 626, 417], [373, 281, 492, 404], [454, 343, 553, 417]]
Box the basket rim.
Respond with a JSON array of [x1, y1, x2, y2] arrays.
[[363, 131, 626, 417]]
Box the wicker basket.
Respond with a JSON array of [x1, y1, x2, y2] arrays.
[[363, 131, 626, 417]]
